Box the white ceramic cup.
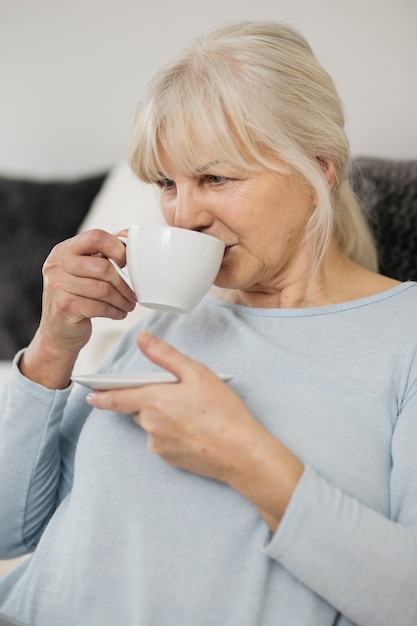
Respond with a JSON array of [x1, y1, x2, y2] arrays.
[[110, 225, 225, 314]]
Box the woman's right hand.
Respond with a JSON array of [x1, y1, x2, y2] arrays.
[[20, 229, 137, 389]]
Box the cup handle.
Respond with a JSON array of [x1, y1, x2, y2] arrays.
[[108, 236, 134, 291]]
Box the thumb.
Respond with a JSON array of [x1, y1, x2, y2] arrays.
[[137, 331, 197, 381]]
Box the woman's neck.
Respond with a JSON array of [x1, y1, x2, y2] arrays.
[[219, 241, 400, 309]]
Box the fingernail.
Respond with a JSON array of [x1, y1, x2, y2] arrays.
[[139, 330, 156, 348]]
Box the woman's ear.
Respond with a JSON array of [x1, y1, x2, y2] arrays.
[[316, 156, 336, 189]]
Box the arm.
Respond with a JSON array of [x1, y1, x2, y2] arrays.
[[0, 322, 145, 559], [0, 356, 72, 557], [265, 356, 417, 626], [265, 464, 417, 626]]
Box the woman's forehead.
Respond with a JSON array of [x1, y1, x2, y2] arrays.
[[155, 135, 244, 174]]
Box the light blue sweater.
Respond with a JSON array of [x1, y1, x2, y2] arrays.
[[1, 283, 417, 626]]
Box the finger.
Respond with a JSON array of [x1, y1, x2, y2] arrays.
[[65, 254, 137, 304], [63, 285, 136, 320], [44, 231, 136, 305], [86, 389, 129, 413], [85, 386, 161, 415], [137, 331, 206, 382], [69, 229, 128, 267], [44, 257, 136, 317]]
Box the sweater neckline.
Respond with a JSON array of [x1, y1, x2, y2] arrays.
[[207, 281, 416, 318]]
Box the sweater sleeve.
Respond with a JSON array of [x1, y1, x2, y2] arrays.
[[0, 324, 144, 559], [264, 371, 417, 626], [0, 353, 88, 557]]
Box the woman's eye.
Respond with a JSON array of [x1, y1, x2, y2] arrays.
[[206, 175, 227, 184], [157, 178, 175, 189]]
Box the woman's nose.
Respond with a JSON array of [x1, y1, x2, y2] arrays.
[[172, 186, 213, 231]]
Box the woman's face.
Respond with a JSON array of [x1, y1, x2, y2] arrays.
[[156, 153, 317, 295]]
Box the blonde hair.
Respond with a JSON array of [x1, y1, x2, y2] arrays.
[[128, 20, 378, 272]]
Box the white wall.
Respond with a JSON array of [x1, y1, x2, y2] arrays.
[[1, 0, 416, 178]]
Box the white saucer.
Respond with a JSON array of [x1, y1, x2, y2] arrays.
[[71, 372, 233, 390]]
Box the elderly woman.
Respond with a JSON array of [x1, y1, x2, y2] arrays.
[[0, 20, 416, 626]]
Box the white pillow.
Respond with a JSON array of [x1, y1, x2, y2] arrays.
[[74, 162, 165, 374], [0, 361, 13, 391], [78, 160, 166, 233]]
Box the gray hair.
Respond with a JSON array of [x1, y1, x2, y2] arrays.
[[128, 20, 377, 272]]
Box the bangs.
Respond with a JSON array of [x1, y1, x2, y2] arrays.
[[128, 53, 281, 181]]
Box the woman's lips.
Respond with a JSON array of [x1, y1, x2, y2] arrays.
[[223, 244, 236, 260]]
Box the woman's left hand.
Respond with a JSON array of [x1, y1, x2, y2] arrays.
[[86, 331, 304, 530]]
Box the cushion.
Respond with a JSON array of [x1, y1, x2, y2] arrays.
[[78, 161, 166, 232], [352, 158, 417, 282], [0, 172, 106, 359]]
